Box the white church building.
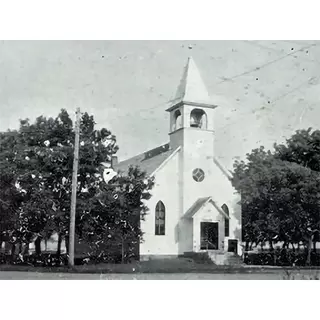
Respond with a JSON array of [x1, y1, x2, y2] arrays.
[[115, 57, 242, 264]]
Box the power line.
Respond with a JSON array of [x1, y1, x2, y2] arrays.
[[261, 77, 319, 129], [219, 75, 319, 130], [282, 40, 319, 47], [3, 71, 317, 136], [98, 42, 319, 121], [216, 43, 318, 85], [104, 44, 319, 123], [97, 42, 319, 121], [3, 43, 319, 134], [216, 42, 320, 130], [242, 40, 320, 67], [269, 77, 318, 105]]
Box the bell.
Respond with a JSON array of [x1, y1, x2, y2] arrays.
[[190, 115, 201, 128]]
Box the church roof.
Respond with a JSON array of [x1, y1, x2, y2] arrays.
[[114, 143, 176, 176], [166, 57, 218, 111], [184, 196, 231, 219], [115, 142, 232, 180]]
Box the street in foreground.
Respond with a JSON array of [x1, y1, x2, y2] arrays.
[[0, 270, 319, 280]]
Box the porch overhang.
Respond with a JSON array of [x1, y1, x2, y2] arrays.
[[183, 197, 231, 220]]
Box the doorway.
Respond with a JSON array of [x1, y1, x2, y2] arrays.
[[228, 239, 238, 254], [200, 222, 219, 250]]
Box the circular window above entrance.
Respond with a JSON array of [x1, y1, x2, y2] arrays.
[[192, 168, 205, 182]]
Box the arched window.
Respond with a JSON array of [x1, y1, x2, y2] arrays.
[[172, 109, 182, 131], [190, 109, 207, 129], [155, 201, 166, 235], [221, 204, 229, 237]]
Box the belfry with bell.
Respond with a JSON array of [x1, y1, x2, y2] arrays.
[[166, 56, 217, 150]]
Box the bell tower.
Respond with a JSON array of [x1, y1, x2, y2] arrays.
[[166, 56, 217, 150], [166, 57, 219, 216]]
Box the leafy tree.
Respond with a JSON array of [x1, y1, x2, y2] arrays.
[[0, 170, 23, 256], [274, 128, 320, 257], [1, 109, 154, 264], [232, 147, 279, 251], [0, 131, 25, 255], [0, 109, 118, 256], [233, 129, 320, 265], [274, 128, 320, 172], [77, 166, 154, 263]]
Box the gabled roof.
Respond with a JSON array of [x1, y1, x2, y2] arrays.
[[184, 197, 211, 218], [114, 143, 178, 176], [114, 141, 233, 183], [184, 196, 231, 219], [166, 57, 217, 111]]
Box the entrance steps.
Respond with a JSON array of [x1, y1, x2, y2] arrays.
[[184, 251, 243, 266], [183, 252, 214, 264], [209, 252, 243, 266]]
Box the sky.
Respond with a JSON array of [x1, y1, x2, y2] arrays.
[[0, 40, 320, 170]]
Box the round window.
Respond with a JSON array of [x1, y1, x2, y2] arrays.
[[192, 168, 205, 182]]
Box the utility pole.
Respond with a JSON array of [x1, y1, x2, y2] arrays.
[[68, 107, 81, 267]]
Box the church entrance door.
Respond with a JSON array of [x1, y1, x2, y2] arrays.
[[228, 239, 238, 254], [200, 222, 219, 250]]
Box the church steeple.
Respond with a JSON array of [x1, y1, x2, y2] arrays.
[[167, 57, 217, 112], [167, 57, 217, 138], [166, 57, 219, 220]]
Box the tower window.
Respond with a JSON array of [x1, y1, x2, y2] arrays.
[[155, 201, 166, 235], [172, 109, 182, 131], [221, 204, 230, 237], [190, 109, 207, 129]]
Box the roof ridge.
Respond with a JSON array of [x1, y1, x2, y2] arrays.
[[142, 143, 170, 161], [114, 142, 175, 176], [117, 142, 170, 164]]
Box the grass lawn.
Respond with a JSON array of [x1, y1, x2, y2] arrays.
[[1, 257, 320, 275]]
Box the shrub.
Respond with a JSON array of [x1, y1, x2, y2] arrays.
[[244, 250, 320, 266]]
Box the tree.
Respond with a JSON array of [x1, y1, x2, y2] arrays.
[[232, 128, 320, 266], [232, 147, 281, 251], [0, 170, 23, 256], [274, 128, 320, 172], [77, 166, 154, 263], [274, 128, 320, 260], [0, 131, 25, 256], [0, 109, 118, 256], [1, 109, 154, 264]]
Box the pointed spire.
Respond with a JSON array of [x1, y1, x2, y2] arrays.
[[167, 57, 216, 111]]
